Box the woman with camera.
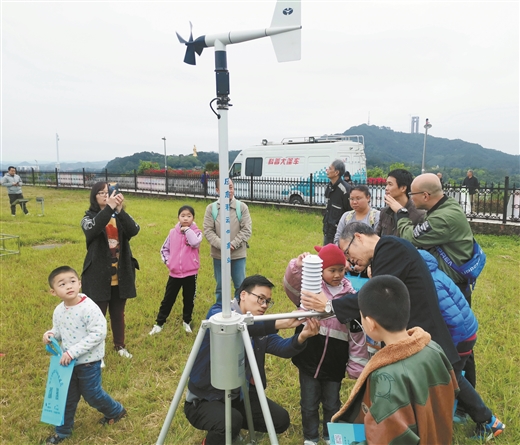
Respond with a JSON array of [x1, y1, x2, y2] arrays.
[[81, 182, 140, 359]]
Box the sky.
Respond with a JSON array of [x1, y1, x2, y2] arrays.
[[1, 0, 519, 167]]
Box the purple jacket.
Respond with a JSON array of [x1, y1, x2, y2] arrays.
[[160, 222, 202, 278]]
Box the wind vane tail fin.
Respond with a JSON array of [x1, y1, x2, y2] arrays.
[[270, 0, 301, 62]]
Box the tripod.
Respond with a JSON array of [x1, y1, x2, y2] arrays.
[[156, 309, 324, 445]]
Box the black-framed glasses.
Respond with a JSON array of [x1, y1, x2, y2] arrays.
[[407, 191, 431, 197], [343, 236, 355, 260], [97, 191, 109, 196], [248, 291, 274, 309]]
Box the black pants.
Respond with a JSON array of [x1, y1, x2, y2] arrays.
[[457, 283, 476, 388], [156, 275, 197, 326], [9, 193, 28, 215], [184, 389, 290, 445]]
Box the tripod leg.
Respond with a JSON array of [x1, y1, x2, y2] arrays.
[[156, 322, 208, 445], [241, 380, 256, 444], [225, 389, 232, 444], [239, 327, 279, 445]]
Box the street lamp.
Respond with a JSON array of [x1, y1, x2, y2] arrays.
[[421, 118, 432, 174], [56, 133, 60, 171], [162, 137, 167, 172]]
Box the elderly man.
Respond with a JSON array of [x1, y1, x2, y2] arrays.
[[185, 275, 319, 445], [322, 159, 351, 245], [376, 168, 424, 237]]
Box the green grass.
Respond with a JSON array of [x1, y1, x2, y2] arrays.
[[0, 187, 518, 444]]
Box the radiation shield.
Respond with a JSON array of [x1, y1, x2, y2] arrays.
[[209, 311, 245, 389]]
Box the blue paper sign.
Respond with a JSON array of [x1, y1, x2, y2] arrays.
[[327, 422, 366, 445], [41, 337, 76, 426]]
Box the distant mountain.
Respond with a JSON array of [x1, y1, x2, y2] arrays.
[[2, 160, 109, 172], [343, 124, 519, 177]]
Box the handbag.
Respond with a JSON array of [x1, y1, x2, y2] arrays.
[[41, 337, 76, 426], [435, 239, 486, 290]]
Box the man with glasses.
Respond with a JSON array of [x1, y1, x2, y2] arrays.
[[376, 168, 424, 237], [322, 159, 351, 245], [185, 274, 319, 445], [1, 166, 29, 216]]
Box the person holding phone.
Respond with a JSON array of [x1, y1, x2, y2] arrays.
[[80, 182, 140, 359]]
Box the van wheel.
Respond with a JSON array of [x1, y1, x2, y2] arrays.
[[289, 195, 304, 205]]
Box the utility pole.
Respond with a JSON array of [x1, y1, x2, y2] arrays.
[[421, 119, 432, 173]]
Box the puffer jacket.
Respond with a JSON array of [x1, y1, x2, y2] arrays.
[[418, 249, 478, 345], [160, 222, 202, 278]]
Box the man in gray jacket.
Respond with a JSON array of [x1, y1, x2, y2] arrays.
[[1, 166, 29, 216], [203, 179, 252, 303]]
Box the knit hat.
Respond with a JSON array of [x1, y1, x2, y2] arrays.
[[314, 244, 346, 270]]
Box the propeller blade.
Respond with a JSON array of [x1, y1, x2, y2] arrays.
[[184, 47, 196, 65]]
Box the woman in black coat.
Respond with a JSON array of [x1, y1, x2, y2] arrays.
[[81, 182, 140, 358]]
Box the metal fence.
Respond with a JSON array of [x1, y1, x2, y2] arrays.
[[16, 168, 520, 224]]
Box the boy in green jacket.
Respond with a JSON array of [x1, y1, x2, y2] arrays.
[[331, 275, 459, 444]]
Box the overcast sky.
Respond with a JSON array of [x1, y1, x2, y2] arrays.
[[1, 0, 519, 166]]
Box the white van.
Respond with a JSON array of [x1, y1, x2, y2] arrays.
[[229, 135, 366, 204]]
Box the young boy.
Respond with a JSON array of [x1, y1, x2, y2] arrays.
[[331, 275, 459, 445], [42, 266, 127, 445], [284, 244, 368, 445]]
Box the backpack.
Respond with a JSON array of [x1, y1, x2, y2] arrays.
[[435, 239, 486, 290], [212, 200, 242, 222]]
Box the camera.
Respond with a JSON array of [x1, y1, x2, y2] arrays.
[[108, 183, 121, 196]]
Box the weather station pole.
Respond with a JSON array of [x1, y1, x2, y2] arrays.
[[421, 118, 432, 173], [56, 133, 60, 186], [156, 3, 309, 444]]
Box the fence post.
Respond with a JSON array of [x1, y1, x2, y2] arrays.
[[165, 169, 169, 194], [55, 168, 59, 188], [82, 168, 86, 188], [502, 176, 509, 224], [31, 168, 35, 185], [310, 173, 314, 206], [105, 169, 108, 182], [134, 170, 138, 191], [249, 174, 253, 201]]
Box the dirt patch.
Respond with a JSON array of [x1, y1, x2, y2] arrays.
[[32, 244, 63, 250]]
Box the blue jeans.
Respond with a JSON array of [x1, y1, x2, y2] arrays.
[[56, 361, 124, 438], [212, 258, 246, 304], [299, 371, 341, 442]]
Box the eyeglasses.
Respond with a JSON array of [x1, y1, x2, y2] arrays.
[[348, 196, 366, 202], [248, 291, 274, 309], [97, 191, 109, 196], [343, 236, 355, 260], [407, 191, 431, 197]]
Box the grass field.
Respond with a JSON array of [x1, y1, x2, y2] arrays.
[[0, 187, 518, 445]]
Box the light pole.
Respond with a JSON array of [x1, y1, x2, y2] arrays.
[[162, 137, 167, 172], [421, 118, 432, 173], [56, 133, 60, 171]]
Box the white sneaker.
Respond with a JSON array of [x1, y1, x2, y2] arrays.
[[117, 348, 133, 358], [303, 441, 318, 445], [183, 322, 192, 333], [149, 324, 163, 335], [100, 359, 106, 368]]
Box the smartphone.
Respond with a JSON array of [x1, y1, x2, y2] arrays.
[[108, 183, 121, 196]]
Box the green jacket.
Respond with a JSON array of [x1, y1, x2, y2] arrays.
[[332, 328, 458, 445], [396, 196, 474, 284]]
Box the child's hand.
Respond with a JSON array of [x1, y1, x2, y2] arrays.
[[60, 352, 73, 366], [43, 332, 54, 344], [298, 318, 320, 343], [296, 252, 310, 268]]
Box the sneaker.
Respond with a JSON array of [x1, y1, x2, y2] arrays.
[[303, 441, 318, 445], [324, 440, 330, 445], [116, 347, 133, 359], [473, 415, 505, 442], [100, 359, 105, 368], [11, 214, 15, 217], [149, 324, 163, 335], [45, 434, 68, 444], [454, 408, 468, 424], [99, 408, 127, 425], [183, 322, 192, 333]]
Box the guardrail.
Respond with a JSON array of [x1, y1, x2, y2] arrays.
[[15, 168, 520, 224]]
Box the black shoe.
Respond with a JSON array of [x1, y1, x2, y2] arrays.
[[45, 434, 67, 444], [99, 408, 127, 425]]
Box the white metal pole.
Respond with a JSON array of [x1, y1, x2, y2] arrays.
[[421, 119, 432, 174], [56, 133, 60, 171], [162, 137, 167, 171]]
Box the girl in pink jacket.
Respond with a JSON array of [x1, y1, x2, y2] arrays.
[[150, 205, 202, 335]]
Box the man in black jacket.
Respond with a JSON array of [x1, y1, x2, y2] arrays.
[[301, 222, 459, 368], [322, 159, 351, 245]]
